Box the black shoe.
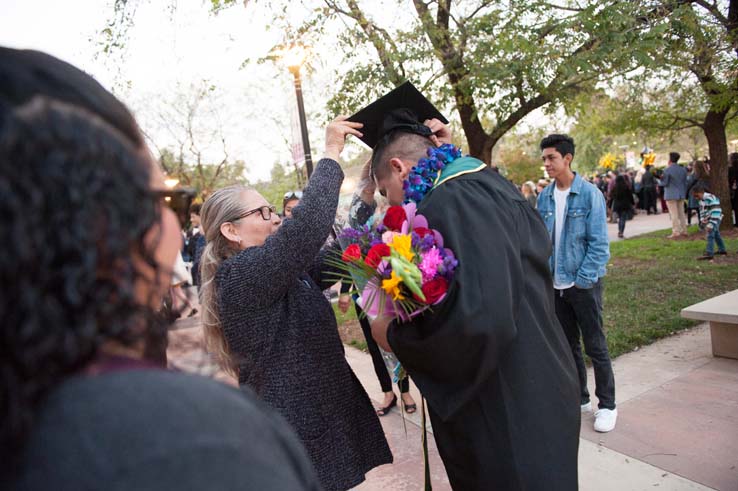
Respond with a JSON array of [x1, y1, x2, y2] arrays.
[[716, 251, 728, 256], [697, 254, 714, 261], [376, 395, 397, 416]]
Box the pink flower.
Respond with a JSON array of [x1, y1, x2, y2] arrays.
[[400, 202, 429, 234], [382, 230, 400, 244], [419, 247, 443, 282]]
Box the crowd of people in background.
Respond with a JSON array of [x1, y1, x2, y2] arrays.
[[515, 150, 737, 250]]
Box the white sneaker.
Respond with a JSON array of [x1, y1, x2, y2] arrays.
[[580, 402, 592, 413], [594, 408, 618, 432]]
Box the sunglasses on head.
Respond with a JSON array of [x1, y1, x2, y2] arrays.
[[283, 190, 303, 200]]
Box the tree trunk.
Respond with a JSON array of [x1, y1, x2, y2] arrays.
[[702, 109, 733, 230], [456, 103, 492, 164]]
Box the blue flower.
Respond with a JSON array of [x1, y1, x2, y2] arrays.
[[402, 144, 464, 205]]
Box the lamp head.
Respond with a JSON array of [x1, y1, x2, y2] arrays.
[[282, 44, 308, 73]]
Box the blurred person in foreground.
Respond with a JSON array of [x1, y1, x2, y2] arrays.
[[0, 47, 321, 491]]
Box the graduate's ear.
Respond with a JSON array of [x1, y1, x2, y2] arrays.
[[389, 157, 411, 179]]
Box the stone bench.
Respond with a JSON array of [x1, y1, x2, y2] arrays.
[[681, 289, 738, 359]]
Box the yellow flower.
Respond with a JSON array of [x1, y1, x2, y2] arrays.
[[381, 271, 405, 301], [390, 234, 415, 261]]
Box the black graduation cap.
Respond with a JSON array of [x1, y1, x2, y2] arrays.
[[347, 81, 448, 149]]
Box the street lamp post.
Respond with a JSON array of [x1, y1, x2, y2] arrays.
[[284, 45, 314, 178]]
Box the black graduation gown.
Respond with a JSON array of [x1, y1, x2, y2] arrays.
[[387, 167, 580, 490]]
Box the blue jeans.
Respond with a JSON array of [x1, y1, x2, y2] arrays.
[[554, 280, 616, 410], [616, 208, 631, 234], [706, 221, 726, 255]]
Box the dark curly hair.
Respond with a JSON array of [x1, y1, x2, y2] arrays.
[[0, 98, 166, 475], [540, 134, 576, 160]]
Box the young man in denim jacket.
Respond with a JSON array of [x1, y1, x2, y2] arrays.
[[537, 134, 618, 433]]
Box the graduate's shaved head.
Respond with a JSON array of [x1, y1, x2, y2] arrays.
[[371, 131, 435, 181]]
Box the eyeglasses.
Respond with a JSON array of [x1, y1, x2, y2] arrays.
[[230, 205, 277, 222], [283, 190, 303, 200]]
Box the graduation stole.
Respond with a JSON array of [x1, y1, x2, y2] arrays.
[[432, 155, 487, 188], [403, 144, 486, 204]]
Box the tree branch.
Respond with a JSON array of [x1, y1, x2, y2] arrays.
[[328, 0, 406, 85], [691, 0, 728, 26], [539, 2, 586, 13], [412, 0, 490, 157], [489, 94, 552, 143], [462, 0, 495, 23]]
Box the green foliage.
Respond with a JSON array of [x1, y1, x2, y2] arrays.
[[607, 2, 738, 134], [332, 301, 358, 328], [252, 162, 304, 209], [210, 0, 240, 13], [305, 0, 677, 161], [601, 1, 737, 225], [496, 147, 542, 185]]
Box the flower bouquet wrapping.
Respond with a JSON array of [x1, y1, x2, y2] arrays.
[[332, 202, 458, 324]]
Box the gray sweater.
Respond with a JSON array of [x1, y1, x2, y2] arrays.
[[13, 369, 322, 491], [216, 159, 392, 491]]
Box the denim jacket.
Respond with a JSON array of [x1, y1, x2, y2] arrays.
[[536, 173, 610, 289]]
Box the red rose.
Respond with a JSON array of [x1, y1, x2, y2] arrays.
[[414, 277, 448, 304], [365, 243, 391, 269], [413, 227, 432, 238], [383, 206, 407, 231], [341, 244, 362, 262]]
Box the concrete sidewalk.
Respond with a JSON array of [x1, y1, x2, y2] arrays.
[[347, 323, 737, 490], [608, 210, 671, 242], [168, 317, 737, 490]]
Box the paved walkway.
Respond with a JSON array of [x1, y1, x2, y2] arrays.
[[168, 318, 737, 490], [608, 210, 672, 242], [346, 323, 738, 491]]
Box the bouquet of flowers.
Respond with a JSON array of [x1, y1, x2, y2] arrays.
[[333, 202, 458, 323]]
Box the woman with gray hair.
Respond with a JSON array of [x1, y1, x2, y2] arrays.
[[198, 119, 392, 491]]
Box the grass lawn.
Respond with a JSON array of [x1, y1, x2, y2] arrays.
[[603, 225, 738, 358]]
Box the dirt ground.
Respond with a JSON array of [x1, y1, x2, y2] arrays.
[[669, 226, 738, 263], [336, 318, 368, 351]]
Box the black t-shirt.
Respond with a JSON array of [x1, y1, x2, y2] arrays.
[[12, 369, 322, 491]]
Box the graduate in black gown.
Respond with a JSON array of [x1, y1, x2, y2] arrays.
[[351, 83, 581, 490]]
